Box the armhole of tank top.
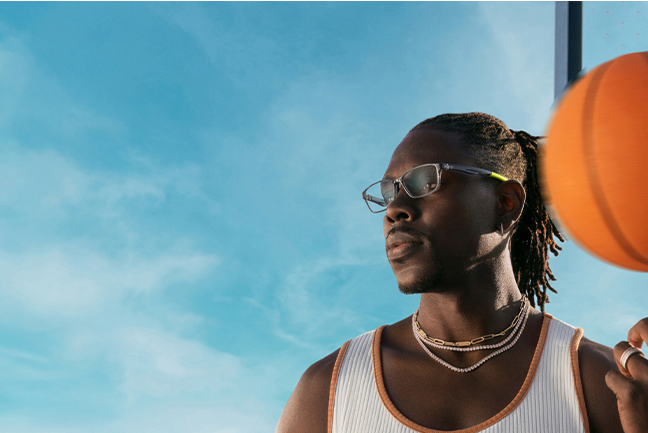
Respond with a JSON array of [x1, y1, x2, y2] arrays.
[[328, 340, 351, 433], [371, 315, 553, 433], [570, 327, 591, 433]]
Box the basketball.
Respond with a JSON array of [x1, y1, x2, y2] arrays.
[[542, 51, 648, 271]]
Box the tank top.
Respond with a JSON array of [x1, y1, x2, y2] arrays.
[[328, 313, 589, 433]]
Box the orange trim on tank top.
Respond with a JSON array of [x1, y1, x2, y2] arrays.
[[371, 313, 553, 433], [328, 340, 350, 433], [570, 328, 590, 433]]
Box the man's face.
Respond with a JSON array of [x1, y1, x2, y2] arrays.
[[383, 129, 500, 294]]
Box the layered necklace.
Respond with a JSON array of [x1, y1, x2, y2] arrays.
[[411, 296, 530, 373]]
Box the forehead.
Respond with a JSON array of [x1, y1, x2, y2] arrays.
[[384, 129, 475, 178]]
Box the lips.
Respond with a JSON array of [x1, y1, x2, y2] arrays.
[[386, 232, 423, 261]]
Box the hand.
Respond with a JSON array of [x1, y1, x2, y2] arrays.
[[606, 318, 648, 433]]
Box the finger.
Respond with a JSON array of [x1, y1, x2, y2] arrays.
[[614, 341, 648, 380], [628, 318, 648, 349], [606, 370, 648, 433], [614, 341, 634, 377], [627, 349, 648, 382], [606, 369, 631, 394]]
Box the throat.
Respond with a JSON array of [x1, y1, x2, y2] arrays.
[[415, 290, 524, 344]]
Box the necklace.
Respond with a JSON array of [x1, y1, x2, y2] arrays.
[[417, 298, 527, 352], [414, 296, 528, 352], [411, 298, 530, 373], [413, 296, 526, 347]]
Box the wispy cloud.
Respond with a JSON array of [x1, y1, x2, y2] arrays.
[[117, 327, 241, 401], [0, 145, 214, 220], [0, 144, 219, 322], [0, 247, 218, 319], [0, 325, 277, 433], [0, 148, 91, 215]]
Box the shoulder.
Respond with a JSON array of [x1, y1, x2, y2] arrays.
[[577, 336, 624, 433], [275, 348, 340, 433]]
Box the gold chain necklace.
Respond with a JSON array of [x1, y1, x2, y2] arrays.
[[413, 296, 527, 347], [412, 299, 530, 373]]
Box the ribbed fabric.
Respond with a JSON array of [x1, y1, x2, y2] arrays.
[[331, 316, 587, 433]]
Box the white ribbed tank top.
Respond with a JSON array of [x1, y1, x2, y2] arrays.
[[329, 314, 589, 433]]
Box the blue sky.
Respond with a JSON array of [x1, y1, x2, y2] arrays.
[[0, 2, 646, 432]]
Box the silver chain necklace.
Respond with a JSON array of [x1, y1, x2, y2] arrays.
[[411, 298, 530, 373]]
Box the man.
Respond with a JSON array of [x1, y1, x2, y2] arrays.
[[277, 113, 648, 433]]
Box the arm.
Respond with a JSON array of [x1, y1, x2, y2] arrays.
[[276, 349, 340, 433], [579, 337, 625, 433]]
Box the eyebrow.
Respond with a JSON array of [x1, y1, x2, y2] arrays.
[[381, 165, 414, 180], [382, 163, 426, 180]]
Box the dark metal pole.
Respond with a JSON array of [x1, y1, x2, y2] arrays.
[[555, 1, 583, 100]]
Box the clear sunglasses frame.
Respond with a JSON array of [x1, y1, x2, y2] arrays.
[[362, 163, 509, 213]]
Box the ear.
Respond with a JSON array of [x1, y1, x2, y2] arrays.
[[495, 180, 525, 231]]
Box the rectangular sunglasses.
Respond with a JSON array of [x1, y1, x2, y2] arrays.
[[362, 163, 508, 213]]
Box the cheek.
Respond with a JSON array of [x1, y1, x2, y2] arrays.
[[432, 194, 496, 246], [463, 201, 491, 232], [455, 185, 498, 230], [472, 193, 499, 231]]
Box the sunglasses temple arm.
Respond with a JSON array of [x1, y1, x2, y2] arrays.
[[366, 195, 386, 206], [451, 166, 509, 182]]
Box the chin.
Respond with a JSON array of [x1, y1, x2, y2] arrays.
[[396, 274, 442, 295], [397, 283, 426, 295]]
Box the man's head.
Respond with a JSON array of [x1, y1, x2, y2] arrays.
[[380, 113, 563, 311]]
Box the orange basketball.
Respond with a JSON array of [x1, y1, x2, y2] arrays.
[[542, 51, 648, 271]]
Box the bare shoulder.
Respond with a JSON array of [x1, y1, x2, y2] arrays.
[[578, 336, 624, 433], [275, 348, 340, 433]]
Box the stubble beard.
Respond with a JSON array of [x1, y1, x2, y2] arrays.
[[396, 270, 444, 295], [390, 246, 445, 295]]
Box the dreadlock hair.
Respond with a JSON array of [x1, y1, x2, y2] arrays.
[[410, 112, 564, 312]]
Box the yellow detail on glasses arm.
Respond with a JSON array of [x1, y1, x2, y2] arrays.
[[489, 172, 508, 182]]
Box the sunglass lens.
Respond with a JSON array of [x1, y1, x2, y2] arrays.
[[404, 166, 438, 197], [380, 181, 397, 205], [363, 181, 393, 212]]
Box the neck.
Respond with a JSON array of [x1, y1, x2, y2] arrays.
[[415, 262, 523, 343]]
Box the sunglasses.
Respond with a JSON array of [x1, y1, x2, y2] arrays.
[[362, 163, 508, 213]]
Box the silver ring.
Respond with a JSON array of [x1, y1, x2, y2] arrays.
[[620, 346, 644, 370]]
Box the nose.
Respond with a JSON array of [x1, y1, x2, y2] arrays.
[[384, 185, 417, 224]]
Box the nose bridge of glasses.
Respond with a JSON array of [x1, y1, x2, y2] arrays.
[[393, 178, 403, 195], [384, 177, 420, 221], [392, 177, 420, 204]]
